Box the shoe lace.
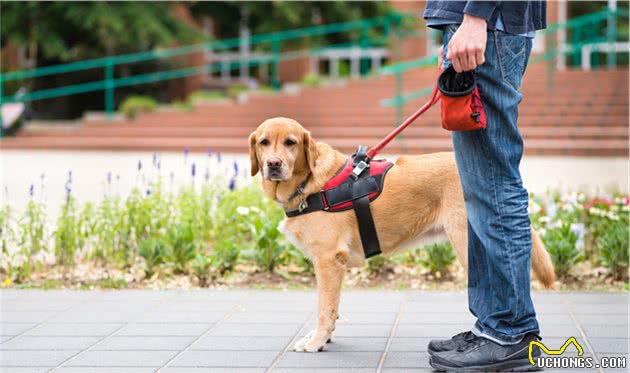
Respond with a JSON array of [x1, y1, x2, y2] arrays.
[[456, 335, 484, 352]]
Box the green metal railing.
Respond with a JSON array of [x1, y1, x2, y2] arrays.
[[0, 11, 420, 137], [380, 8, 629, 124]]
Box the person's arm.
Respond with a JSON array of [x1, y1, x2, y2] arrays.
[[445, 1, 496, 72]]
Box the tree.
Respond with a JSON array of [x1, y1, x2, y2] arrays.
[[191, 1, 392, 46], [1, 2, 201, 63]]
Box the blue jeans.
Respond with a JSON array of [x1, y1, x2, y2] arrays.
[[442, 25, 539, 345]]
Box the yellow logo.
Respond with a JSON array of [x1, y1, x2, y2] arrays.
[[528, 336, 584, 366]]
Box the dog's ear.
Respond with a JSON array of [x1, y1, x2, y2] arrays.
[[303, 130, 318, 174], [249, 131, 259, 176]]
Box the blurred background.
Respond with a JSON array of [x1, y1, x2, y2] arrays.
[[0, 1, 628, 289]]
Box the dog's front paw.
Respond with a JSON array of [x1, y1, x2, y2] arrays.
[[293, 330, 330, 352]]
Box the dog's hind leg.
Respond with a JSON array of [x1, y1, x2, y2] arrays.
[[293, 248, 348, 352], [442, 209, 469, 269]]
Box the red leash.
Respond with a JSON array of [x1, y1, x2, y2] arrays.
[[366, 85, 441, 159]]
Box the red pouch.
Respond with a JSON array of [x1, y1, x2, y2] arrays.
[[437, 66, 486, 131]]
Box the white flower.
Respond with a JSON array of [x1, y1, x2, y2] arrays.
[[236, 206, 250, 216], [539, 216, 551, 224]]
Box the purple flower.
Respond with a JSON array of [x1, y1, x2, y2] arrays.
[[107, 172, 112, 185], [137, 160, 142, 172], [204, 167, 210, 181], [191, 162, 196, 177], [157, 160, 161, 170], [29, 184, 34, 197], [67, 170, 73, 182], [228, 177, 236, 191], [146, 189, 152, 196], [217, 151, 222, 163], [207, 148, 212, 157], [152, 153, 158, 167], [233, 161, 239, 174]]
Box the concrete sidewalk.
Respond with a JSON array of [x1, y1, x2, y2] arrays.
[[0, 290, 628, 372]]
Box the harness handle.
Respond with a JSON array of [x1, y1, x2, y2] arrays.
[[367, 84, 441, 159]]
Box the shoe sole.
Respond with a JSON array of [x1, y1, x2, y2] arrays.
[[429, 357, 543, 372]]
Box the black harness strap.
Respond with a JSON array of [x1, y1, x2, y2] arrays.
[[351, 182, 382, 258]]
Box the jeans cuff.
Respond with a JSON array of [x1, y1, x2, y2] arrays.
[[472, 321, 539, 346]]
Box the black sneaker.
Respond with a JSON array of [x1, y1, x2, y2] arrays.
[[429, 332, 542, 372], [428, 331, 477, 355]]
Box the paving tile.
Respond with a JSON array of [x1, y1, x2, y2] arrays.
[[0, 300, 76, 311], [336, 312, 397, 324], [0, 335, 14, 342], [0, 368, 54, 373], [383, 351, 432, 368], [116, 322, 210, 336], [277, 351, 380, 368], [0, 350, 78, 366], [136, 311, 227, 323], [94, 336, 195, 350], [56, 368, 156, 373], [324, 337, 388, 352], [576, 314, 628, 326], [170, 350, 277, 367], [192, 336, 291, 350], [226, 311, 311, 324], [395, 324, 471, 338], [583, 325, 629, 339], [24, 323, 122, 337], [404, 302, 468, 313], [66, 350, 177, 367], [301, 324, 392, 338], [47, 311, 139, 323], [398, 312, 475, 324], [274, 369, 377, 373], [0, 336, 100, 350], [572, 303, 629, 315], [162, 368, 265, 373], [389, 338, 433, 352], [209, 323, 301, 337], [0, 311, 55, 323], [0, 323, 37, 335], [588, 338, 629, 354]]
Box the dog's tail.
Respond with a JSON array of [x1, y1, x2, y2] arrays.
[[531, 227, 556, 289]]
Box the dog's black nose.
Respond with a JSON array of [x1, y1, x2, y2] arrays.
[[267, 158, 282, 169]]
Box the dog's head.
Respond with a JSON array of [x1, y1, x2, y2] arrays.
[[249, 117, 318, 182]]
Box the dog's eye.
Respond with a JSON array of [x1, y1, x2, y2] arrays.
[[259, 139, 269, 146], [284, 138, 297, 146]]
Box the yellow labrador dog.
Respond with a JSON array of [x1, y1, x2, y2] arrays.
[[248, 117, 555, 353]]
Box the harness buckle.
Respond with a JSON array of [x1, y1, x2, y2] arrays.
[[352, 160, 369, 179], [298, 199, 308, 212]]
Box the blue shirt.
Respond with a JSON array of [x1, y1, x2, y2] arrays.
[[424, 1, 546, 35], [427, 15, 536, 38]]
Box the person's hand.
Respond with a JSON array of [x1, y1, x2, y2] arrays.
[[446, 14, 487, 72], [437, 46, 443, 69]]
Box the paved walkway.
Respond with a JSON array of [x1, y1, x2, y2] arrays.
[[0, 290, 628, 372]]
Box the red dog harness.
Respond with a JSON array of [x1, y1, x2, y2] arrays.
[[284, 67, 486, 259], [284, 147, 393, 258]]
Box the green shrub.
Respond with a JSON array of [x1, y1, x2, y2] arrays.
[[366, 255, 392, 274], [420, 243, 457, 277], [55, 196, 80, 267], [249, 219, 285, 273], [542, 223, 584, 279], [139, 239, 168, 278], [172, 100, 194, 112], [119, 95, 157, 119], [211, 240, 239, 275], [302, 73, 323, 87], [227, 84, 248, 98], [191, 253, 213, 286], [596, 223, 629, 280], [189, 90, 226, 101], [166, 223, 197, 274]]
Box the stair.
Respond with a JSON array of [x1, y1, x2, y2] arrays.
[[2, 65, 628, 157]]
